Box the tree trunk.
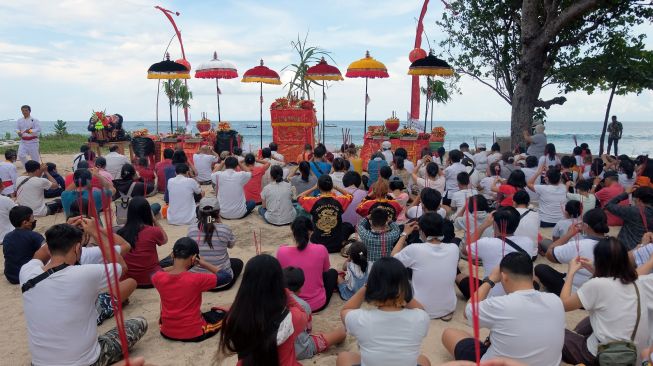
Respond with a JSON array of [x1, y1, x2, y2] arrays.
[[599, 82, 617, 155], [510, 49, 548, 149]]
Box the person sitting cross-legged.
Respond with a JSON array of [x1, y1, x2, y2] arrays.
[[20, 221, 148, 366], [3, 205, 42, 284], [442, 252, 565, 366], [152, 237, 228, 342], [212, 156, 256, 220]]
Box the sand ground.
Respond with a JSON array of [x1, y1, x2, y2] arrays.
[[0, 153, 590, 365]]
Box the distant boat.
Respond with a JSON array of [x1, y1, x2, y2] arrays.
[[246, 124, 257, 129], [325, 123, 337, 128]]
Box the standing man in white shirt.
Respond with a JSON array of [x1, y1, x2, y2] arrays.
[[16, 105, 41, 165], [192, 145, 219, 185], [0, 149, 18, 196], [380, 141, 394, 164], [473, 143, 488, 178], [212, 156, 254, 219], [16, 161, 60, 217], [104, 145, 130, 179], [167, 163, 203, 226], [442, 252, 565, 366]]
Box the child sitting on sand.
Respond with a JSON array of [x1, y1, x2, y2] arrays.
[[337, 241, 369, 300], [357, 207, 401, 264], [3, 206, 43, 284], [283, 266, 346, 360], [152, 237, 227, 342]]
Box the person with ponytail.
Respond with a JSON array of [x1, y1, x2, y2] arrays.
[[218, 254, 309, 366], [535, 208, 609, 296], [289, 161, 317, 199], [337, 241, 369, 300], [187, 197, 243, 291], [561, 237, 649, 366], [277, 216, 338, 312], [259, 165, 296, 226]]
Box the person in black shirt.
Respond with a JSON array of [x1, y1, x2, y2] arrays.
[[3, 205, 44, 284]]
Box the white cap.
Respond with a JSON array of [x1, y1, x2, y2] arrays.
[[381, 141, 391, 149]]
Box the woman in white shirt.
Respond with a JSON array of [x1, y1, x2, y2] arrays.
[[411, 159, 445, 195], [338, 257, 431, 366], [259, 166, 296, 226], [538, 143, 561, 168], [527, 165, 568, 227], [561, 237, 650, 366]]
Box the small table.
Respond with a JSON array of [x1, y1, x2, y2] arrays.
[[88, 141, 132, 160], [360, 135, 431, 170]]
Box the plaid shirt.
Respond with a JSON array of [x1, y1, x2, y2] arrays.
[[357, 218, 401, 262]]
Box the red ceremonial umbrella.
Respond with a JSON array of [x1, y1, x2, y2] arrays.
[[195, 51, 238, 122], [346, 51, 389, 134], [241, 59, 281, 148], [306, 57, 343, 144]]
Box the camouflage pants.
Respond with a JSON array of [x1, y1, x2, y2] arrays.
[[90, 317, 148, 366]]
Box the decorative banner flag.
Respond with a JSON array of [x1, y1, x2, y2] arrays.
[[365, 94, 371, 106]]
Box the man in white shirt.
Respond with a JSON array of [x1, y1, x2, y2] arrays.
[[0, 149, 18, 196], [449, 172, 478, 218], [16, 160, 60, 217], [406, 187, 447, 220], [392, 212, 459, 319], [269, 142, 285, 162], [459, 142, 474, 160], [473, 143, 488, 177], [0, 188, 16, 243], [16, 105, 41, 165], [380, 140, 394, 163], [443, 252, 565, 366], [192, 145, 219, 184], [104, 145, 130, 179], [19, 222, 147, 366], [512, 190, 540, 249], [167, 163, 203, 225], [212, 156, 255, 219], [444, 150, 466, 195], [456, 206, 536, 298]]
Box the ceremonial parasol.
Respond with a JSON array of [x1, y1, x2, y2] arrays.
[[148, 53, 190, 133], [306, 57, 343, 144], [241, 59, 281, 148], [346, 51, 389, 134], [195, 51, 238, 122], [407, 51, 454, 131]]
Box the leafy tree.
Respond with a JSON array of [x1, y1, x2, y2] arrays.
[[282, 33, 334, 100], [555, 33, 653, 154], [438, 0, 652, 147], [164, 79, 193, 131], [54, 119, 68, 136], [421, 76, 460, 131]]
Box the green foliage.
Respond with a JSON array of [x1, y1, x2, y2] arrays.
[[54, 119, 68, 136], [555, 33, 653, 96], [421, 77, 460, 105], [164, 79, 193, 109], [4, 132, 11, 140], [0, 134, 88, 155], [437, 0, 652, 108], [532, 108, 547, 124], [282, 33, 334, 100]]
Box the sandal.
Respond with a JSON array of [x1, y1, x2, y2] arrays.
[[437, 312, 454, 322]]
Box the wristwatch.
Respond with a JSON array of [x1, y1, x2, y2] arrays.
[[481, 277, 496, 288], [399, 232, 408, 237]]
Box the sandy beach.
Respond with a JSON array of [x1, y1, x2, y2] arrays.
[[0, 153, 591, 366]]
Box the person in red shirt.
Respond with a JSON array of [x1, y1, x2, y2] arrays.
[[298, 175, 354, 253], [493, 170, 527, 207], [117, 196, 168, 287], [152, 237, 226, 342], [64, 160, 103, 190], [135, 157, 157, 194], [218, 254, 308, 366], [356, 179, 403, 220], [593, 171, 628, 226], [154, 148, 174, 193], [242, 153, 271, 204]]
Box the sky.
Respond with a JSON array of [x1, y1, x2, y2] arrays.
[[1, 0, 651, 123]]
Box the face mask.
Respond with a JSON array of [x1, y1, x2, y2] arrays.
[[30, 220, 37, 230]]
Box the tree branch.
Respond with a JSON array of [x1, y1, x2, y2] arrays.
[[535, 96, 567, 108], [458, 69, 512, 105], [550, 13, 608, 49]]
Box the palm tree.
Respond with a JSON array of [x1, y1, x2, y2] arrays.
[[421, 78, 453, 131]]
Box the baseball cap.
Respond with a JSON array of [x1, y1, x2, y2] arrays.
[[199, 197, 220, 212], [381, 141, 391, 149]]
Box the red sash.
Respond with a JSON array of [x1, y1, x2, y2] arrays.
[[1, 181, 12, 188], [21, 136, 37, 141]]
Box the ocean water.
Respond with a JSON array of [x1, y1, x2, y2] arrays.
[[2, 120, 651, 156]]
